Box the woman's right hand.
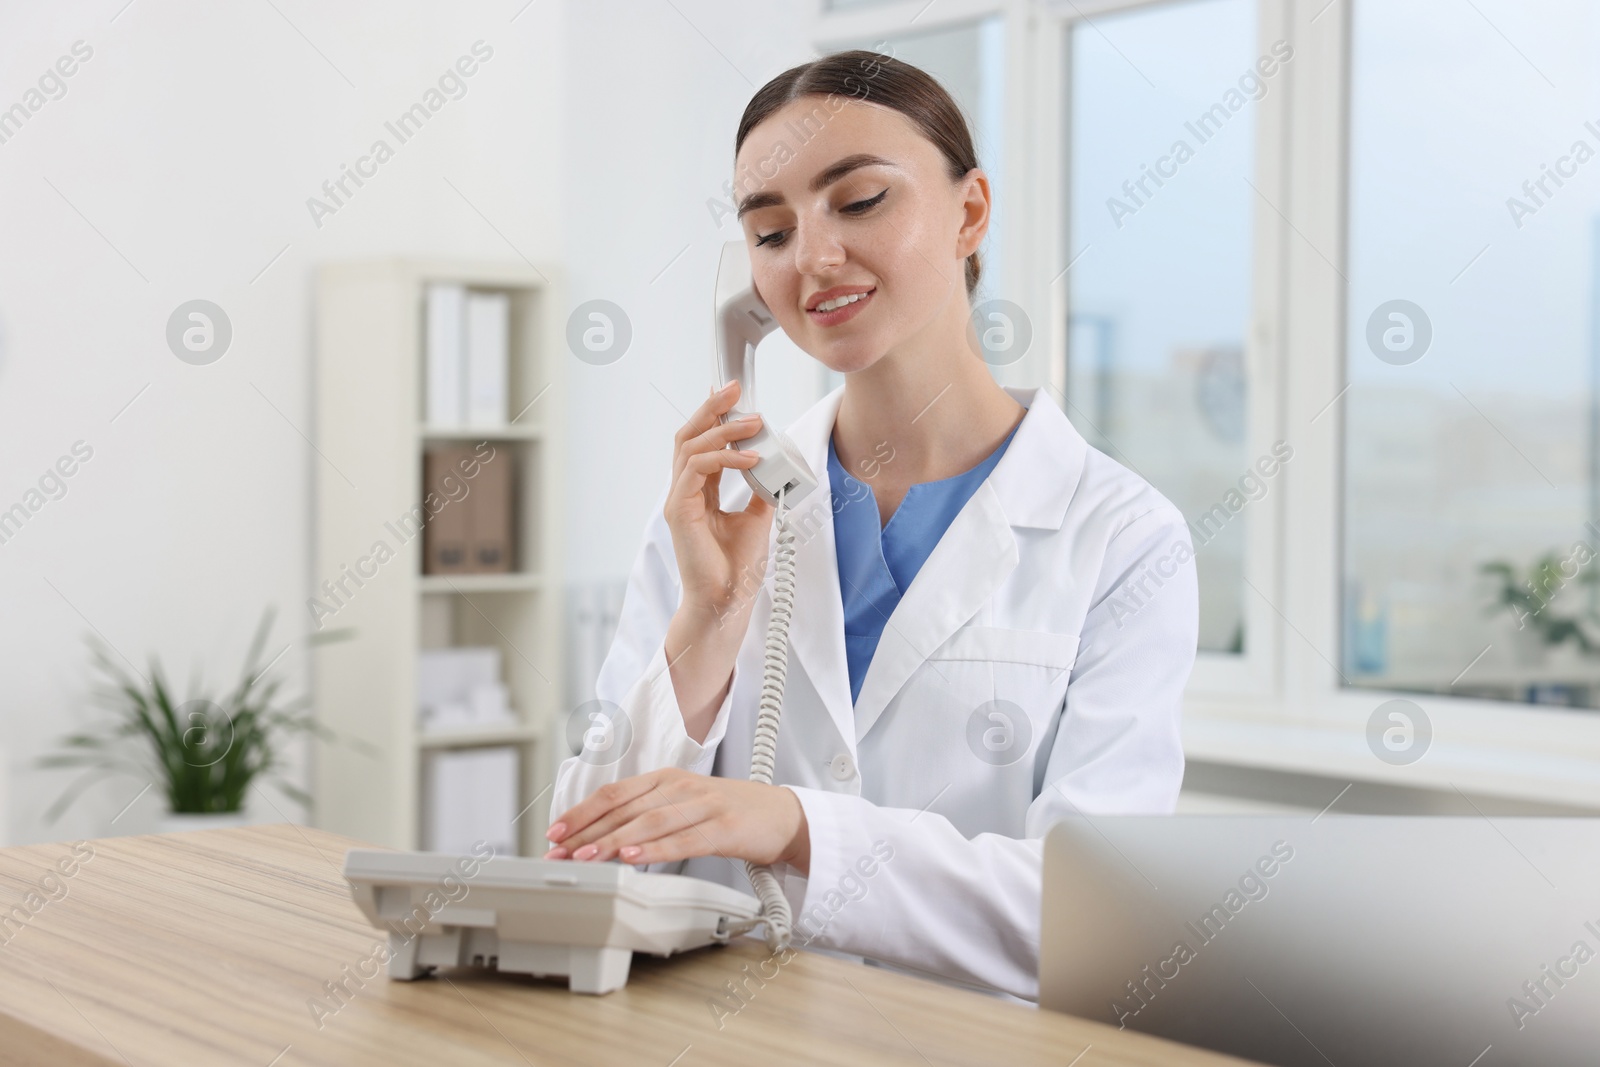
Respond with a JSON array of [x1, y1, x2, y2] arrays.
[[664, 379, 775, 625]]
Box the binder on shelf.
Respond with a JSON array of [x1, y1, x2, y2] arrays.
[[468, 443, 514, 573], [422, 745, 519, 857], [421, 446, 474, 574], [424, 284, 466, 426], [465, 291, 509, 427]]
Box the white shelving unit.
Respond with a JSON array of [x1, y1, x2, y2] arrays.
[[312, 258, 566, 857]]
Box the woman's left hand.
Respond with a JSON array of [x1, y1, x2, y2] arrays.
[[544, 767, 811, 875]]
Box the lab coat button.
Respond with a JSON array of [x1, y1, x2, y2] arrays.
[[829, 753, 855, 781]]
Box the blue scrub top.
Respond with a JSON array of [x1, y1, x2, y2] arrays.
[[828, 424, 1019, 707]]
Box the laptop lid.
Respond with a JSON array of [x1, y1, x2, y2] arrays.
[[1041, 815, 1600, 1066]]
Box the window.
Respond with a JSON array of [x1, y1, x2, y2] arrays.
[[1066, 0, 1265, 654], [1344, 0, 1600, 710]]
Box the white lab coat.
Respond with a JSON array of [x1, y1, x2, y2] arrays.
[[551, 384, 1198, 1002]]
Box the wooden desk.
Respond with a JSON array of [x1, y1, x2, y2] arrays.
[[0, 825, 1265, 1066]]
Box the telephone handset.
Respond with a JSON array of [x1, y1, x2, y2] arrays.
[[714, 240, 819, 508]]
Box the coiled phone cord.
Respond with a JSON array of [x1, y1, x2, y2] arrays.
[[732, 483, 799, 953]]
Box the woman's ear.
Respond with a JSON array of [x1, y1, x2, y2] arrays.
[[955, 167, 991, 260]]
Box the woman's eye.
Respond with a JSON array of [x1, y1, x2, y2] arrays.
[[753, 189, 886, 250], [842, 188, 888, 214]]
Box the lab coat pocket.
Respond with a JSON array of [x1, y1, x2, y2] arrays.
[[927, 626, 1079, 672], [928, 626, 1078, 762], [909, 627, 1079, 838]]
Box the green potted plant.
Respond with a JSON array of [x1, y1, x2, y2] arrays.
[[38, 608, 359, 831], [1480, 551, 1600, 663]]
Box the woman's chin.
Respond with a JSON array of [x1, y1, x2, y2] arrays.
[[809, 339, 892, 377]]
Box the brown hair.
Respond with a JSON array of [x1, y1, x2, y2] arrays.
[[735, 49, 983, 299]]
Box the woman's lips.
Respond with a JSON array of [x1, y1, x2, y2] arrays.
[[807, 288, 874, 327]]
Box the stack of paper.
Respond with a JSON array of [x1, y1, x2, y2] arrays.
[[424, 283, 509, 427], [417, 647, 516, 733], [423, 746, 519, 857]]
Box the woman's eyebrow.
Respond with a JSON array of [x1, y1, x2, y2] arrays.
[[736, 153, 898, 219]]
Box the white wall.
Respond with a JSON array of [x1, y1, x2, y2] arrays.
[[0, 0, 566, 844]]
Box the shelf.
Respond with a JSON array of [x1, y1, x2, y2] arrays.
[[417, 722, 542, 749], [420, 423, 542, 441], [314, 257, 566, 859], [418, 573, 542, 594]]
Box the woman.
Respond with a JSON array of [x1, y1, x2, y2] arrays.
[[545, 49, 1198, 1002]]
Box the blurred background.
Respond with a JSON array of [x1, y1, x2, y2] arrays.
[[3, 0, 1599, 855]]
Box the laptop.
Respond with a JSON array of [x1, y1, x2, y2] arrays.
[[1040, 815, 1600, 1066]]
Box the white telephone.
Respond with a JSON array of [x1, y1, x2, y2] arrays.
[[340, 242, 818, 994]]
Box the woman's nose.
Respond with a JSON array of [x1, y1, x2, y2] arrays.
[[791, 221, 846, 277]]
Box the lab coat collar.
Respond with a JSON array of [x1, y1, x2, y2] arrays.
[[774, 383, 1089, 751]]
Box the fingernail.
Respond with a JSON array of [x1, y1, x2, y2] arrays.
[[620, 846, 642, 859], [740, 449, 759, 457], [737, 414, 761, 422], [546, 822, 566, 841], [719, 381, 736, 394], [574, 844, 598, 861]]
